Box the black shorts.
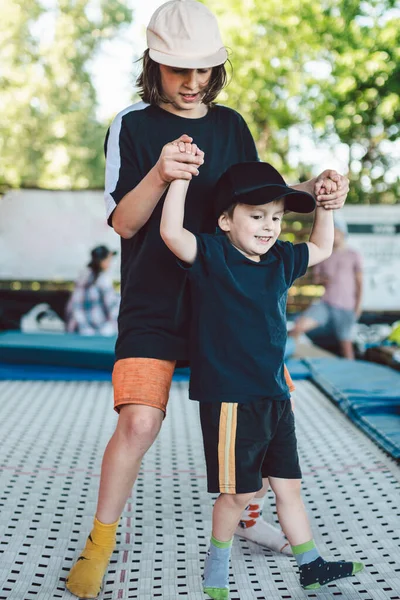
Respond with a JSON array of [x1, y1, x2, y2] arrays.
[[199, 399, 302, 494]]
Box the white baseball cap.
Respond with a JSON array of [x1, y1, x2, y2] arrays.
[[147, 0, 228, 68]]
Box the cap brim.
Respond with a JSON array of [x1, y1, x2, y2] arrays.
[[149, 47, 228, 68], [281, 189, 316, 213], [235, 185, 315, 214]]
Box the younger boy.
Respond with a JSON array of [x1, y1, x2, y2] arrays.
[[160, 159, 363, 599]]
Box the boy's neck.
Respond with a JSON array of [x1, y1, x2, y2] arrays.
[[229, 241, 261, 263]]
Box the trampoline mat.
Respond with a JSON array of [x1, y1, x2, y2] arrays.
[[0, 379, 399, 599]]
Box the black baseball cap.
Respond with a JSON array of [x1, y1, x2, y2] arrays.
[[214, 162, 316, 219], [90, 245, 117, 261]]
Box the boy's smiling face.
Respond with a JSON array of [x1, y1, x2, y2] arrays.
[[218, 199, 285, 262]]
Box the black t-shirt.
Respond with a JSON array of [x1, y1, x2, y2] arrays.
[[184, 234, 309, 403], [104, 102, 258, 361]]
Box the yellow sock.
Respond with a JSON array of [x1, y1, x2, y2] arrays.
[[66, 517, 119, 599]]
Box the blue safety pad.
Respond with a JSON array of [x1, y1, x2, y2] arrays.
[[0, 362, 190, 382], [0, 331, 192, 381], [173, 367, 190, 381], [0, 331, 116, 371], [350, 405, 400, 460], [305, 358, 400, 409], [0, 331, 296, 377], [285, 358, 312, 380], [285, 336, 295, 358], [0, 362, 112, 381], [305, 357, 400, 459]]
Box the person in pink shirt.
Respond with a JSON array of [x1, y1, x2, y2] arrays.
[[290, 217, 363, 359]]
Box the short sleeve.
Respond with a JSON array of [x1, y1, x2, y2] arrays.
[[177, 234, 215, 279], [279, 241, 309, 287], [292, 243, 309, 282], [239, 115, 259, 162], [104, 114, 142, 226]]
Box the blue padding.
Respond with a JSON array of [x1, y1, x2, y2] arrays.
[[350, 406, 400, 460], [0, 362, 112, 381], [305, 358, 400, 408], [0, 362, 190, 383], [285, 336, 295, 359], [173, 367, 190, 381], [285, 358, 312, 380], [305, 357, 400, 459], [0, 331, 295, 377], [0, 331, 116, 371]]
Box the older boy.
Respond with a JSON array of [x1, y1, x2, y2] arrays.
[[160, 159, 363, 599]]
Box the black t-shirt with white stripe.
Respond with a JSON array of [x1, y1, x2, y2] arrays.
[[105, 102, 258, 361]]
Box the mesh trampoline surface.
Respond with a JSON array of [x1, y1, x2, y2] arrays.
[[0, 379, 399, 600]]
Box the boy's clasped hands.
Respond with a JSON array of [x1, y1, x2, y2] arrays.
[[156, 134, 204, 183]]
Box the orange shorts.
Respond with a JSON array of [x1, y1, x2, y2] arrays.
[[112, 358, 176, 414], [112, 358, 295, 414]]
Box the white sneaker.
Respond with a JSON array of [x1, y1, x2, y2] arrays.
[[235, 519, 292, 555]]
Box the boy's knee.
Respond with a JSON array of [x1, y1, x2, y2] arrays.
[[292, 317, 318, 336], [273, 478, 302, 501], [117, 406, 163, 446], [220, 491, 256, 510]]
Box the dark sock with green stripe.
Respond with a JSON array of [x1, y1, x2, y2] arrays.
[[203, 535, 232, 600], [292, 539, 319, 566], [292, 540, 364, 589]]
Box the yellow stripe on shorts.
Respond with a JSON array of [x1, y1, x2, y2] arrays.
[[218, 403, 238, 493]]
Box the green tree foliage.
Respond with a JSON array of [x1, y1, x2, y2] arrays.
[[205, 0, 400, 203], [309, 2, 400, 204], [0, 0, 132, 190]]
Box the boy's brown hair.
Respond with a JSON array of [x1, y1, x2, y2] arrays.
[[136, 49, 229, 106], [222, 202, 290, 221]]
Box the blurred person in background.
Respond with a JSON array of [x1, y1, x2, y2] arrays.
[[290, 216, 362, 359], [66, 245, 120, 336]]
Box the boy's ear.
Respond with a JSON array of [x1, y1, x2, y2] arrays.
[[218, 212, 231, 232]]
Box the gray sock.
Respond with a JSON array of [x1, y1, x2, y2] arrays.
[[203, 536, 232, 590]]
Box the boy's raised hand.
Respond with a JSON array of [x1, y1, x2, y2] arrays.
[[157, 134, 204, 183], [315, 174, 338, 208], [173, 138, 205, 161], [314, 169, 349, 210]]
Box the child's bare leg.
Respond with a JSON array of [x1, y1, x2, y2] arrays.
[[339, 339, 355, 360], [213, 492, 256, 540], [66, 404, 164, 599], [269, 477, 312, 545], [269, 477, 363, 589], [254, 480, 268, 498], [289, 316, 320, 339], [204, 491, 256, 600]]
